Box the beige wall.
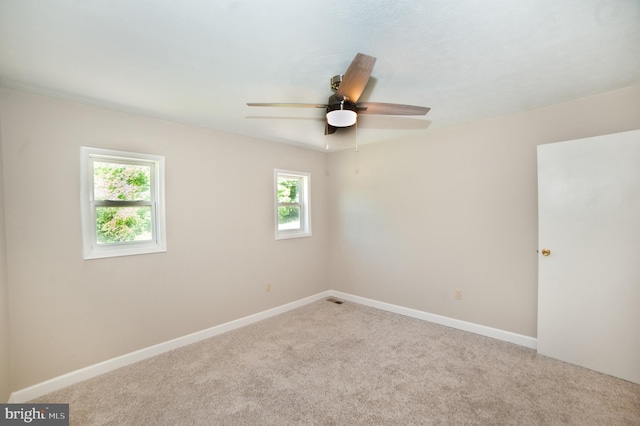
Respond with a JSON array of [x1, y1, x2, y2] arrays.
[[328, 85, 640, 337], [0, 111, 11, 401], [0, 88, 329, 391]]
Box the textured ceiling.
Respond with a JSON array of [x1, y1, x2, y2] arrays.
[[1, 0, 639, 151]]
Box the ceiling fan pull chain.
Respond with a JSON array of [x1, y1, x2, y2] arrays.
[[355, 120, 359, 152]]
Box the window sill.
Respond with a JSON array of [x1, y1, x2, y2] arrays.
[[275, 231, 312, 241], [83, 242, 167, 260]]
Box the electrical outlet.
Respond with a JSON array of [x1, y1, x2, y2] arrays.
[[266, 283, 271, 293], [454, 289, 462, 300]]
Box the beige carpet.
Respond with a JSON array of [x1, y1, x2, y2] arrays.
[[32, 299, 640, 425]]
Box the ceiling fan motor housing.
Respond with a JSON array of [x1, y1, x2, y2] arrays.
[[330, 74, 343, 91]]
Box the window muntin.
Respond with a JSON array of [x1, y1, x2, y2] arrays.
[[81, 147, 166, 259], [275, 170, 311, 239]]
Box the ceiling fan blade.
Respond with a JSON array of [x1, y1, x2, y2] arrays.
[[247, 103, 328, 108], [356, 102, 430, 116], [325, 123, 338, 135], [335, 53, 376, 103]]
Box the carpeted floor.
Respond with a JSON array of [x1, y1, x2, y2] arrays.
[[32, 299, 640, 425]]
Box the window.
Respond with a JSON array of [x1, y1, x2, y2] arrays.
[[80, 147, 166, 259], [274, 169, 311, 239]]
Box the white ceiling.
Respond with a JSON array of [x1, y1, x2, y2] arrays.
[[1, 0, 639, 151]]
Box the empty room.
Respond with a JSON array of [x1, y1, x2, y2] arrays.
[[0, 1, 639, 425]]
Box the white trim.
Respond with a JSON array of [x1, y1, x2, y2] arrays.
[[80, 147, 167, 260], [8, 289, 536, 403], [8, 291, 331, 403], [329, 291, 538, 349]]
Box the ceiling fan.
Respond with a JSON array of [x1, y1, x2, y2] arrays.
[[247, 53, 430, 135]]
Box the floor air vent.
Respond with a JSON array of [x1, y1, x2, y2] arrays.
[[326, 297, 345, 304]]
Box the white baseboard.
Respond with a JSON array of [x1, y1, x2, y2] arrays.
[[8, 291, 331, 403], [9, 289, 535, 403], [329, 291, 537, 349]]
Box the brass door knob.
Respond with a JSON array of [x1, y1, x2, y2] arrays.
[[541, 248, 551, 256]]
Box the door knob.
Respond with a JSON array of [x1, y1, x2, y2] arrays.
[[541, 248, 551, 256]]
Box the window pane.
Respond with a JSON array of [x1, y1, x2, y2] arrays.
[[95, 206, 152, 244], [278, 205, 300, 230], [277, 177, 300, 203], [94, 162, 151, 201]]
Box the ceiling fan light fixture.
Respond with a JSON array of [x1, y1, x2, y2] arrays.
[[326, 109, 357, 127], [326, 102, 358, 127]]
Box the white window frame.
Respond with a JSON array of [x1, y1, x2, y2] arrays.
[[80, 147, 167, 259], [274, 169, 311, 240]]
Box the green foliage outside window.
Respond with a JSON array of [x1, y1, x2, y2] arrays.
[[277, 177, 300, 225], [96, 207, 151, 243], [94, 162, 152, 243]]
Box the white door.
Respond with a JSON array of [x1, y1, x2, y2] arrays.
[[537, 129, 640, 384]]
